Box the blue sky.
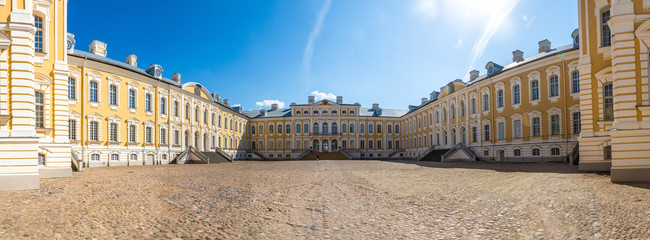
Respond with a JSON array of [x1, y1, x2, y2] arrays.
[[69, 0, 577, 110]]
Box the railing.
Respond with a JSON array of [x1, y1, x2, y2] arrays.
[[214, 147, 234, 161], [249, 151, 266, 160], [388, 150, 404, 158], [441, 143, 477, 162], [297, 149, 312, 159], [174, 146, 209, 164], [416, 145, 437, 161], [71, 150, 82, 172], [338, 149, 353, 159]]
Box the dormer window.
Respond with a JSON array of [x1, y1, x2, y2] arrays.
[[332, 110, 337, 115], [342, 110, 347, 115], [350, 110, 355, 115], [296, 111, 300, 115], [303, 110, 308, 115], [313, 110, 318, 115], [322, 110, 327, 115]]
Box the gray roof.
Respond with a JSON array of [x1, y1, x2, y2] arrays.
[[241, 107, 406, 119], [70, 50, 181, 87]]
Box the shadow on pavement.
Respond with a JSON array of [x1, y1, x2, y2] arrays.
[[383, 160, 583, 174]]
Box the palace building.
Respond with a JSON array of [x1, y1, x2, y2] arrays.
[[0, 0, 649, 191]]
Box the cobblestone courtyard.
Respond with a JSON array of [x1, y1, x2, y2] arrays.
[[0, 161, 648, 239]]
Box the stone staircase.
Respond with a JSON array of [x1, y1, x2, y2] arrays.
[[300, 152, 350, 160], [200, 151, 233, 163]]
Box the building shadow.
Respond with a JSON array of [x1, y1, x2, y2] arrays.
[[383, 160, 582, 174]]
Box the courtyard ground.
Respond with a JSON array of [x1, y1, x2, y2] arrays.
[[0, 160, 648, 239]]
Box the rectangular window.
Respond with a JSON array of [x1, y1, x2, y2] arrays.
[[160, 98, 167, 115], [472, 127, 478, 142], [109, 85, 117, 105], [549, 75, 559, 97], [551, 115, 560, 135], [471, 98, 477, 114], [35, 92, 44, 128], [604, 145, 612, 160], [145, 127, 152, 144], [91, 154, 100, 161], [604, 83, 614, 121], [513, 85, 521, 104], [174, 130, 180, 145], [571, 71, 580, 93], [360, 124, 365, 133], [573, 112, 581, 134], [129, 89, 136, 108], [602, 11, 611, 47], [360, 140, 365, 149], [129, 125, 136, 143], [161, 129, 167, 145], [89, 121, 99, 141], [514, 120, 522, 139], [68, 78, 76, 100], [68, 120, 77, 140], [368, 140, 373, 150], [532, 117, 541, 137], [35, 16, 43, 53], [286, 124, 291, 134], [483, 94, 489, 112], [296, 124, 301, 134], [109, 123, 118, 142], [531, 80, 539, 100], [484, 124, 490, 141], [497, 122, 505, 140], [89, 81, 98, 102]]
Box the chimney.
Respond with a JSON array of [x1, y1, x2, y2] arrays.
[[271, 104, 278, 111], [429, 91, 439, 101], [336, 96, 343, 104], [211, 93, 221, 102], [470, 70, 480, 81], [146, 64, 163, 79], [126, 54, 137, 67], [223, 99, 230, 106], [512, 50, 524, 62], [538, 39, 551, 53], [89, 40, 107, 57], [259, 109, 267, 117], [66, 33, 75, 54], [232, 106, 242, 113], [421, 98, 428, 104], [372, 103, 379, 109], [171, 73, 181, 83], [308, 96, 315, 104]]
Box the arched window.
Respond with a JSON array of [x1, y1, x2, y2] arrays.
[[571, 71, 580, 93], [322, 123, 329, 134], [128, 89, 136, 108], [195, 107, 200, 122], [387, 124, 392, 134], [145, 93, 152, 112], [360, 123, 365, 133], [532, 148, 541, 156], [269, 124, 274, 134], [332, 122, 338, 134], [313, 123, 319, 134], [602, 10, 611, 47], [514, 149, 521, 157], [549, 75, 559, 97], [451, 128, 457, 145], [460, 102, 465, 117], [551, 147, 560, 156], [471, 98, 477, 114], [368, 124, 373, 134], [35, 16, 43, 53], [341, 123, 347, 133], [130, 153, 138, 161], [110, 153, 119, 161], [251, 125, 256, 134], [512, 85, 521, 104], [461, 127, 466, 143], [531, 80, 539, 100], [497, 90, 504, 108], [35, 92, 44, 128], [278, 124, 283, 134], [68, 78, 76, 100], [604, 83, 614, 121], [442, 108, 447, 121], [532, 117, 541, 137], [436, 111, 440, 123], [450, 105, 455, 119], [376, 124, 382, 134], [443, 130, 448, 145], [89, 81, 98, 102], [483, 94, 489, 111], [350, 123, 355, 133], [296, 124, 301, 134]]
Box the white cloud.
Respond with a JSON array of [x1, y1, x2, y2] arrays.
[[414, 0, 439, 19], [302, 0, 332, 75], [465, 0, 520, 78], [311, 90, 336, 101], [255, 100, 285, 109]]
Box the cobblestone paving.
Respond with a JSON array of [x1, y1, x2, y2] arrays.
[[0, 160, 648, 239]]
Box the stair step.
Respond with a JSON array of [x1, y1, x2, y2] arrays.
[[300, 152, 350, 160]]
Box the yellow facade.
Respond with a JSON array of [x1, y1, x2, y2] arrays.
[[0, 0, 649, 191]]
